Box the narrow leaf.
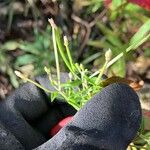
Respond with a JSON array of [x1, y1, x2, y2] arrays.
[[130, 19, 150, 46]]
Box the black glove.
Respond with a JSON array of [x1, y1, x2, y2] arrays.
[[0, 73, 76, 150], [0, 73, 142, 150]]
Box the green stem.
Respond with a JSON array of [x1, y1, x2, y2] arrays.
[[90, 33, 150, 78], [68, 101, 80, 110], [95, 61, 107, 84], [55, 30, 73, 72], [48, 18, 73, 74], [56, 30, 80, 80], [15, 71, 52, 93], [64, 36, 75, 71], [106, 33, 150, 69], [25, 78, 52, 93], [52, 26, 61, 91], [129, 144, 147, 149], [54, 86, 80, 110]]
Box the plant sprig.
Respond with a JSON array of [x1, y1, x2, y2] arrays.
[[15, 18, 150, 149], [15, 18, 150, 111], [47, 18, 112, 109]]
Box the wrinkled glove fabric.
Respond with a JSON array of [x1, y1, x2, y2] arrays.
[[0, 74, 141, 150]]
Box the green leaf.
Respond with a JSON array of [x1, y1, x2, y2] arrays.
[[96, 22, 123, 48], [85, 77, 97, 86], [88, 40, 115, 50], [112, 0, 124, 7], [15, 54, 37, 66], [144, 48, 150, 57], [55, 28, 72, 71], [19, 43, 40, 55], [110, 57, 126, 77], [2, 41, 19, 51], [7, 68, 19, 88], [51, 92, 58, 102], [144, 132, 150, 139], [82, 52, 101, 65], [61, 80, 81, 87], [130, 19, 150, 46], [125, 3, 144, 11]]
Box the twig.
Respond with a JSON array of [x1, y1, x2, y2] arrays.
[[89, 9, 107, 27], [71, 9, 107, 59]]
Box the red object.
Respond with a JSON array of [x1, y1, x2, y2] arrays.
[[104, 0, 150, 10], [129, 0, 150, 10], [104, 0, 112, 7], [50, 116, 73, 137], [144, 111, 150, 118]]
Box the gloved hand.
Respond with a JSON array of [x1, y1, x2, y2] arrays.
[[0, 73, 76, 150], [0, 73, 142, 150]]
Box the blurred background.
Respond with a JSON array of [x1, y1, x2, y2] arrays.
[[0, 0, 149, 101]]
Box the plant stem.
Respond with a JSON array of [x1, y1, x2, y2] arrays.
[[15, 71, 52, 93], [26, 78, 52, 93], [51, 21, 61, 91], [95, 61, 107, 84], [90, 33, 150, 78], [106, 33, 150, 69], [55, 30, 73, 71], [48, 19, 73, 72], [63, 36, 80, 79], [64, 36, 75, 71], [53, 85, 80, 110]]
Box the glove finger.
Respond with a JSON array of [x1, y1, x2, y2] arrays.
[[34, 102, 76, 138], [12, 73, 71, 123], [34, 73, 76, 137], [10, 81, 50, 123], [35, 83, 141, 150], [12, 73, 76, 135], [35, 73, 70, 97], [0, 100, 46, 149], [0, 123, 24, 150], [0, 73, 76, 148], [68, 83, 142, 149]]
